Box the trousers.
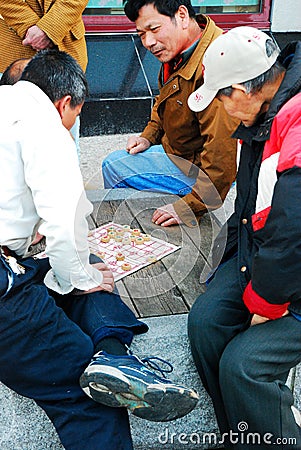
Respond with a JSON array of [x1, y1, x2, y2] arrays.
[[188, 257, 301, 449], [0, 254, 148, 450], [102, 145, 196, 195]]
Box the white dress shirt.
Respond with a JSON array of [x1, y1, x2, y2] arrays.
[[0, 81, 104, 293]]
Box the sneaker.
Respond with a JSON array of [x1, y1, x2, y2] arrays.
[[80, 351, 199, 422]]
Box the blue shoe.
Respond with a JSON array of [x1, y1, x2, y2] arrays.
[[80, 351, 199, 422]]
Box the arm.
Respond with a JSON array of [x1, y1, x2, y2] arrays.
[[243, 102, 301, 319], [22, 102, 107, 294], [36, 0, 88, 45], [243, 167, 301, 319], [173, 99, 238, 226], [0, 1, 39, 39], [140, 96, 164, 146]]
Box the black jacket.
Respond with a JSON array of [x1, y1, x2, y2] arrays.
[[213, 41, 301, 318]]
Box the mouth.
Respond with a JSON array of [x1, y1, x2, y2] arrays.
[[151, 48, 164, 57]]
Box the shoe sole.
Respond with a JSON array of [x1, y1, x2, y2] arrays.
[[80, 365, 199, 422]]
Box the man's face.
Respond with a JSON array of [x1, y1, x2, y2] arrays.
[[218, 87, 269, 127], [62, 102, 83, 131], [135, 4, 187, 63]]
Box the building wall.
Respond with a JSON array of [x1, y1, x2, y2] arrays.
[[271, 0, 301, 32], [81, 0, 301, 136]]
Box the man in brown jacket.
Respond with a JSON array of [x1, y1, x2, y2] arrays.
[[0, 0, 88, 73], [102, 0, 238, 227]]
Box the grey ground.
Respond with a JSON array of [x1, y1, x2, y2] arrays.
[[0, 134, 300, 449]]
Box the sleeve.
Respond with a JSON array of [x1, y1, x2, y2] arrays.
[[243, 102, 301, 319], [0, 1, 39, 39], [140, 96, 165, 145], [37, 0, 88, 45], [173, 98, 239, 226], [21, 105, 104, 294], [243, 167, 301, 319]]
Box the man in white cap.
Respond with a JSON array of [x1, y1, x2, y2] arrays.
[[188, 26, 301, 448]]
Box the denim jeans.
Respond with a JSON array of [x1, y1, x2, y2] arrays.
[[102, 145, 196, 195], [0, 254, 147, 449]]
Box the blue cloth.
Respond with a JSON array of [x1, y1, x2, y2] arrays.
[[0, 254, 147, 449], [102, 145, 196, 195]]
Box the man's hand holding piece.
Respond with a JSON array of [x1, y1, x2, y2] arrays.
[[74, 262, 115, 295]]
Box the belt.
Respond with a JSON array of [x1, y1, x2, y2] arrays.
[[0, 246, 26, 275], [0, 245, 12, 257]]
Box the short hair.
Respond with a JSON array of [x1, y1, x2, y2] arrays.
[[124, 0, 196, 22], [20, 49, 88, 107], [0, 58, 30, 86], [217, 39, 284, 98]]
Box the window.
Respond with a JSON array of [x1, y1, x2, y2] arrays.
[[84, 0, 271, 33]]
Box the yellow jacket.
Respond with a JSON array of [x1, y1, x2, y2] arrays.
[[0, 0, 88, 72]]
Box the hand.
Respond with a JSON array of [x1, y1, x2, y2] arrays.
[[22, 25, 53, 50], [31, 231, 44, 245], [75, 263, 115, 294], [250, 314, 270, 326], [152, 203, 183, 227], [251, 310, 289, 326], [126, 136, 150, 155]]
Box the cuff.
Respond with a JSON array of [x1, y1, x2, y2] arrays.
[[243, 281, 290, 320]]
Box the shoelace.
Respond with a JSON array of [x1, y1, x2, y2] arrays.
[[125, 345, 173, 378], [140, 356, 174, 379]]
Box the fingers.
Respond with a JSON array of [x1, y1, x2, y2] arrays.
[[91, 262, 115, 292], [152, 209, 181, 227], [126, 136, 150, 154]]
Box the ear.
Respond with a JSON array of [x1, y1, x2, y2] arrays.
[[176, 5, 190, 28], [53, 95, 72, 120], [232, 84, 248, 94]]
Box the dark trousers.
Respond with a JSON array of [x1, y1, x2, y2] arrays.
[[0, 255, 148, 450], [188, 257, 301, 449]]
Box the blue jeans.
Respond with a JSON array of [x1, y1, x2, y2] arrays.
[[102, 145, 196, 195], [0, 254, 147, 450]]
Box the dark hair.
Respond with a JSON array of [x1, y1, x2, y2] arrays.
[[217, 39, 284, 97], [124, 0, 196, 22], [0, 58, 30, 86], [21, 49, 88, 107]]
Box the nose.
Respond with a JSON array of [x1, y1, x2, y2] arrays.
[[143, 32, 156, 49]]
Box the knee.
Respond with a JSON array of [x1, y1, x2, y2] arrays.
[[188, 294, 217, 350], [219, 340, 251, 391], [102, 149, 127, 170]]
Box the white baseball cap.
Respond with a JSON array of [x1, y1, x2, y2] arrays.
[[188, 26, 279, 112]]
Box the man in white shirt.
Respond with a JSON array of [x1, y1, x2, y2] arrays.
[[0, 50, 198, 450]]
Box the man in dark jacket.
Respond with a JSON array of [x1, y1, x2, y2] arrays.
[[188, 26, 301, 449]]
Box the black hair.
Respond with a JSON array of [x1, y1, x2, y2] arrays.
[[0, 58, 30, 86], [124, 0, 196, 22], [20, 49, 88, 107]]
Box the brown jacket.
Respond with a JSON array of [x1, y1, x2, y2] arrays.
[[0, 0, 88, 72], [141, 15, 239, 226]]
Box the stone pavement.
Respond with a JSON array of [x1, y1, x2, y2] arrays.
[[1, 134, 300, 449]]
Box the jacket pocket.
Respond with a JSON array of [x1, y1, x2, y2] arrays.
[[70, 21, 85, 40], [252, 206, 271, 232]]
